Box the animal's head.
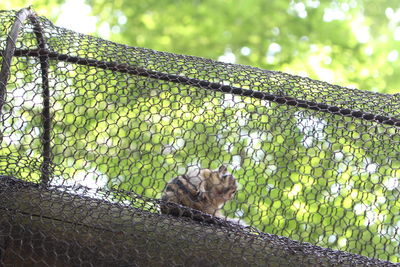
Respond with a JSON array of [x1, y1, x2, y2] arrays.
[[203, 165, 237, 203]]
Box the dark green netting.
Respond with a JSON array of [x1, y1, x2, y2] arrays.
[[0, 8, 398, 266]]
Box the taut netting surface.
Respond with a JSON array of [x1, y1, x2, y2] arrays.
[[0, 7, 399, 266]]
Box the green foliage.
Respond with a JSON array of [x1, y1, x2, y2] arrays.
[[2, 1, 400, 262], [6, 1, 400, 92], [20, 58, 395, 260], [84, 0, 400, 94]]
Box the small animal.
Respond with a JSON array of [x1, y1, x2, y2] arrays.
[[160, 165, 237, 219]]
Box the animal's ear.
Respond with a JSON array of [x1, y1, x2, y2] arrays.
[[218, 165, 228, 174]]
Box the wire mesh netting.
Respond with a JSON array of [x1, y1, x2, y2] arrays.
[[0, 7, 399, 266]]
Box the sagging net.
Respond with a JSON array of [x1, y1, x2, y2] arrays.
[[0, 7, 399, 266]]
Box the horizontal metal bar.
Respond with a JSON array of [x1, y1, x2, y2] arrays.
[[8, 48, 400, 127]]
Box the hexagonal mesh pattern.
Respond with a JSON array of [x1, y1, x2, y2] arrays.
[[0, 8, 399, 266]]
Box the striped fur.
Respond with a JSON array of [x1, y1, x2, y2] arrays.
[[160, 165, 237, 218]]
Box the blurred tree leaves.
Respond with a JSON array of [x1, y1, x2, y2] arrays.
[[84, 0, 400, 94], [5, 1, 400, 93], [2, 0, 400, 262]]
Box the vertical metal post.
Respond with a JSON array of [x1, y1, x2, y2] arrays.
[[28, 14, 52, 186], [0, 8, 31, 116], [0, 7, 52, 185]]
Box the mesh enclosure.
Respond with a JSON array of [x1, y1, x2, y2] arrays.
[[0, 7, 399, 266]]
